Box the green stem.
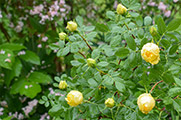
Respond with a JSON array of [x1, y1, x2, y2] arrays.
[[121, 104, 136, 112], [110, 109, 115, 120]]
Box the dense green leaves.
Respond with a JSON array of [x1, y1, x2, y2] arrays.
[[156, 17, 166, 34], [29, 72, 52, 84], [124, 33, 136, 50], [167, 18, 181, 31], [19, 50, 40, 65], [115, 47, 129, 57]]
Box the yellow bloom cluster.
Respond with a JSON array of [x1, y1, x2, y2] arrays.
[[66, 21, 77, 32], [137, 93, 155, 114], [116, 4, 127, 15], [65, 90, 83, 107], [105, 98, 115, 108], [141, 43, 160, 65]]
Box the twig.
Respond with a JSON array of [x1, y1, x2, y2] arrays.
[[149, 80, 163, 93], [78, 32, 93, 51], [124, 23, 136, 39], [0, 23, 10, 42], [78, 51, 86, 59]]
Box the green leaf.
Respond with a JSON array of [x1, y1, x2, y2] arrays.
[[162, 72, 175, 84], [76, 16, 83, 26], [49, 104, 63, 116], [10, 78, 25, 94], [71, 43, 79, 53], [29, 72, 52, 84], [0, 43, 26, 51], [136, 16, 143, 27], [20, 81, 41, 98], [144, 16, 152, 25], [174, 77, 181, 87], [19, 50, 40, 65], [0, 49, 14, 69], [2, 116, 13, 120], [168, 87, 181, 97], [115, 47, 130, 57], [4, 58, 22, 86], [167, 18, 181, 31], [96, 23, 109, 32], [160, 39, 170, 49], [88, 78, 98, 87], [115, 81, 125, 92], [124, 33, 136, 50], [156, 17, 166, 34], [84, 26, 95, 31], [106, 11, 115, 20], [169, 45, 178, 55], [173, 99, 181, 113], [29, 17, 45, 33], [97, 61, 109, 67], [71, 60, 82, 66], [59, 46, 70, 57], [91, 49, 100, 59]]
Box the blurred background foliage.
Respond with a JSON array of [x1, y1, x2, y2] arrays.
[[0, 0, 180, 119]]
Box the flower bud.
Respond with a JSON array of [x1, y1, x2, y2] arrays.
[[105, 98, 114, 108], [150, 26, 158, 36], [137, 93, 155, 114], [59, 32, 67, 40], [58, 81, 67, 89], [141, 43, 160, 65], [65, 90, 83, 107], [87, 58, 96, 68], [66, 21, 77, 32], [116, 4, 127, 15]]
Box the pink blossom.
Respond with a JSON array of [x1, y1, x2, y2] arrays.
[[158, 2, 167, 11], [173, 0, 178, 2], [148, 1, 156, 6], [38, 44, 42, 48], [0, 11, 2, 18], [42, 36, 48, 42], [164, 10, 171, 17], [0, 49, 5, 54], [5, 58, 11, 63], [30, 4, 44, 15], [22, 99, 38, 116]]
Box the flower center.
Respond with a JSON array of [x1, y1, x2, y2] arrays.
[[145, 51, 152, 57]]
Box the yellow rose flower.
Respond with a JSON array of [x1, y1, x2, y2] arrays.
[[116, 4, 127, 15], [59, 32, 67, 40], [141, 43, 160, 65], [58, 81, 67, 89], [105, 98, 114, 108], [65, 90, 83, 107], [66, 21, 77, 32], [87, 58, 96, 68], [137, 93, 155, 114]]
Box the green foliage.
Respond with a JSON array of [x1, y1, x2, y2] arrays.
[[0, 0, 180, 119], [42, 1, 181, 120]]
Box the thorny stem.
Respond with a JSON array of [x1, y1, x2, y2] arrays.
[[149, 80, 163, 93], [78, 31, 93, 51], [124, 23, 136, 39], [78, 51, 86, 59]]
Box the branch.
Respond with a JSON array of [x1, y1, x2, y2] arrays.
[[78, 51, 86, 59], [149, 80, 163, 93], [124, 23, 136, 39], [0, 23, 10, 42], [78, 32, 93, 51]]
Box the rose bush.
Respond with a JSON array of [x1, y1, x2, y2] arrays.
[[40, 1, 181, 120], [0, 0, 180, 119]]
